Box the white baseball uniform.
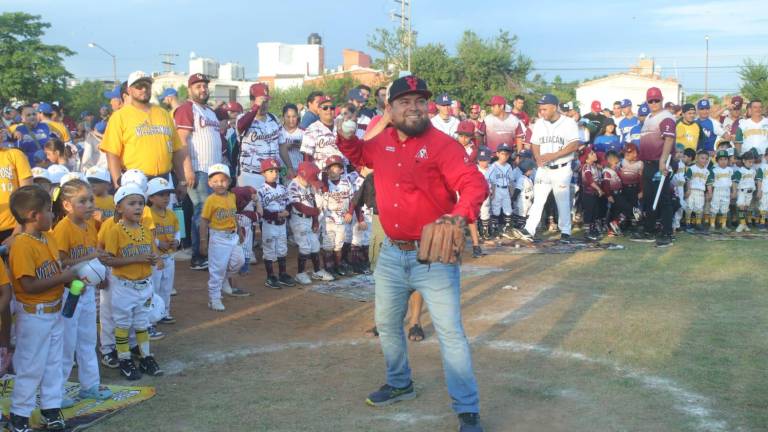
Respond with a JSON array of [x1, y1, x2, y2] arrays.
[[685, 164, 709, 213], [478, 165, 491, 221], [317, 176, 354, 251], [524, 114, 580, 235], [709, 166, 733, 214], [300, 120, 346, 170], [288, 179, 321, 255], [348, 173, 372, 247], [237, 112, 282, 190], [207, 230, 245, 300], [514, 174, 534, 217], [487, 161, 516, 216], [61, 285, 99, 394], [672, 165, 687, 228], [758, 164, 768, 212], [280, 127, 304, 172], [733, 166, 758, 207], [259, 181, 290, 261], [431, 115, 460, 138]]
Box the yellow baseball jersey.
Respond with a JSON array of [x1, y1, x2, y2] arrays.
[[100, 104, 183, 176], [9, 232, 65, 305], [97, 206, 155, 246], [202, 192, 237, 231], [0, 148, 32, 231], [676, 121, 700, 151], [0, 258, 10, 288], [102, 221, 155, 281], [53, 216, 98, 260], [150, 207, 179, 246], [93, 194, 116, 223], [44, 120, 71, 142]]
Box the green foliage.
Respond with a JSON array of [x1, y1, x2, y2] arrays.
[[66, 80, 109, 119], [527, 74, 579, 111], [410, 43, 459, 95], [0, 12, 74, 105], [367, 27, 416, 75], [177, 85, 188, 102], [739, 59, 768, 104], [685, 93, 721, 105], [267, 75, 361, 116]]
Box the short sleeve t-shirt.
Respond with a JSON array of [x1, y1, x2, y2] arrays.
[[174, 101, 223, 172], [102, 221, 154, 280], [530, 114, 580, 166], [93, 194, 116, 223], [9, 123, 50, 165], [202, 192, 237, 231], [0, 148, 32, 231], [736, 117, 768, 156], [10, 232, 64, 305], [150, 207, 180, 244], [52, 217, 98, 260], [639, 110, 676, 161], [484, 114, 523, 152]]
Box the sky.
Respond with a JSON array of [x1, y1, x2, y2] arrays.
[[4, 0, 767, 97]]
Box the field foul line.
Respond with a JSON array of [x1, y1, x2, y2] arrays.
[[164, 337, 733, 431]]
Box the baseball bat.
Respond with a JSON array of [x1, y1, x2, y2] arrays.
[[652, 155, 671, 211]]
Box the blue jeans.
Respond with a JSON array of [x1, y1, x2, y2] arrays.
[[188, 171, 212, 261], [374, 240, 480, 414]]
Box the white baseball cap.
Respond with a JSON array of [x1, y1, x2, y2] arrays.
[[127, 70, 153, 87], [207, 163, 230, 178], [59, 172, 87, 185], [85, 166, 111, 183], [47, 164, 70, 184], [114, 183, 146, 205], [147, 177, 174, 196], [31, 167, 51, 183], [120, 169, 148, 192]]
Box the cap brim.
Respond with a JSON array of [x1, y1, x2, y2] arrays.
[[129, 77, 153, 87], [388, 89, 432, 103]]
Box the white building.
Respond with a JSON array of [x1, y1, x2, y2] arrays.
[[576, 58, 683, 114], [257, 34, 324, 90], [152, 56, 256, 106]]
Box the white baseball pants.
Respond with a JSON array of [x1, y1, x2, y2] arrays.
[[760, 192, 768, 212], [109, 275, 152, 331], [737, 189, 755, 208], [290, 216, 320, 255], [61, 286, 100, 393], [152, 255, 175, 318], [491, 187, 512, 216], [710, 187, 731, 215], [262, 222, 288, 261], [480, 197, 491, 220], [525, 165, 573, 235], [687, 190, 705, 213], [207, 229, 245, 301], [323, 222, 347, 251]]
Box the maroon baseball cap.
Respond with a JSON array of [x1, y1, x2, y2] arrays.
[[470, 104, 481, 112], [428, 101, 437, 114], [225, 101, 243, 113], [297, 162, 321, 185], [456, 120, 476, 135], [324, 155, 344, 169], [732, 96, 744, 110], [487, 95, 506, 106], [591, 100, 602, 112], [188, 73, 209, 87], [646, 87, 663, 101], [317, 95, 333, 106], [249, 83, 271, 99], [260, 158, 279, 172]]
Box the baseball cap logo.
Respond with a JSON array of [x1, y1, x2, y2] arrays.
[[406, 76, 419, 91]]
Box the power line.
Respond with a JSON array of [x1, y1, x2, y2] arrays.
[[531, 65, 742, 72]]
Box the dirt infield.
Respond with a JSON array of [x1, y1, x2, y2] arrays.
[[90, 235, 767, 432]]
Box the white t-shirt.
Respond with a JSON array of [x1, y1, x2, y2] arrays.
[[738, 117, 768, 156], [430, 115, 460, 138], [530, 114, 580, 166], [280, 127, 304, 170]]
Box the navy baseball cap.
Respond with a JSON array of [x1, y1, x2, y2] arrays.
[[519, 159, 536, 173], [387, 75, 432, 103], [348, 88, 367, 103], [435, 93, 452, 106], [477, 148, 492, 161], [518, 149, 533, 159], [497, 142, 513, 153], [103, 85, 121, 100], [537, 93, 559, 106], [697, 99, 711, 110], [159, 88, 177, 100], [637, 103, 650, 116], [681, 103, 696, 113], [620, 99, 632, 108], [37, 102, 53, 114]]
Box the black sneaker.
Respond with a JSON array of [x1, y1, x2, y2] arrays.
[[559, 234, 572, 244], [512, 228, 534, 242], [655, 235, 674, 248], [139, 356, 163, 376], [190, 259, 208, 271], [629, 231, 655, 243], [472, 246, 484, 258], [100, 350, 119, 368], [265, 275, 281, 289], [278, 273, 296, 287], [39, 409, 65, 431], [119, 358, 142, 381], [8, 413, 31, 432], [365, 382, 416, 407], [585, 230, 599, 241], [336, 263, 350, 277], [458, 413, 484, 432], [130, 345, 142, 359]]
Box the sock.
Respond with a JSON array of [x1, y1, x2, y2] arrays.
[[135, 328, 150, 357], [277, 257, 287, 275], [761, 211, 767, 225], [334, 250, 343, 268], [694, 216, 702, 226], [310, 252, 321, 272], [298, 254, 308, 274], [115, 327, 130, 360], [739, 210, 746, 225], [711, 215, 717, 227], [701, 214, 708, 225], [350, 245, 361, 267], [341, 242, 351, 263], [264, 260, 274, 277]]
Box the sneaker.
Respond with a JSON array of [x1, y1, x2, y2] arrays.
[[365, 382, 416, 407], [173, 248, 192, 261], [265, 275, 281, 289], [40, 408, 66, 431], [630, 231, 655, 243], [208, 298, 226, 311], [585, 230, 599, 241], [61, 396, 76, 409], [170, 287, 178, 296], [336, 263, 350, 277], [511, 228, 534, 243], [458, 413, 484, 432], [278, 273, 296, 287], [158, 316, 176, 325], [655, 235, 674, 248], [190, 259, 208, 271], [632, 207, 642, 221], [559, 234, 572, 244], [311, 270, 335, 281], [79, 385, 113, 401], [119, 358, 142, 381], [735, 223, 747, 233], [8, 413, 32, 432], [139, 355, 163, 377], [222, 279, 233, 295], [609, 220, 622, 235], [229, 287, 251, 297], [100, 350, 119, 369], [148, 326, 165, 341], [295, 272, 312, 285], [472, 246, 484, 258]]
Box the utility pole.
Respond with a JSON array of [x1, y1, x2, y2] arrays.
[[392, 0, 412, 72], [160, 52, 179, 74], [704, 35, 710, 99]]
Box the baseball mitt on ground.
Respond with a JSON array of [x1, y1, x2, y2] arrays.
[[417, 215, 466, 265]]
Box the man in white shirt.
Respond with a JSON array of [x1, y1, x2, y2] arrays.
[[736, 99, 768, 156], [430, 93, 459, 138]]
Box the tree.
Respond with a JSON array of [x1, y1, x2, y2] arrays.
[[65, 80, 109, 119], [0, 12, 75, 105], [410, 44, 460, 97], [367, 27, 416, 75], [266, 75, 361, 117], [739, 59, 768, 103], [685, 93, 721, 105]]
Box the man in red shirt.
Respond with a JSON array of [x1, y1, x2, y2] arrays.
[[337, 75, 487, 432], [467, 104, 485, 147]]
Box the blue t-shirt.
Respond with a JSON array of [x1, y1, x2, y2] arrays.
[[12, 123, 50, 165], [618, 117, 640, 143], [299, 111, 319, 130], [696, 118, 718, 152], [593, 135, 623, 154], [629, 122, 644, 148]]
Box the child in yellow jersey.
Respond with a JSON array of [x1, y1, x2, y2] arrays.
[[201, 164, 245, 312], [85, 166, 114, 226], [147, 178, 179, 325], [51, 179, 112, 408], [101, 183, 163, 380], [8, 186, 77, 431]]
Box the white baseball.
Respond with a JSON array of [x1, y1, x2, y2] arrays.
[[75, 259, 107, 285], [148, 293, 165, 323], [341, 119, 357, 137]]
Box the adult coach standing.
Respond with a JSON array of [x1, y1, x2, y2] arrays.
[[174, 73, 223, 270], [236, 83, 286, 189], [337, 75, 488, 432], [513, 94, 580, 243], [484, 95, 524, 152], [101, 71, 188, 195]]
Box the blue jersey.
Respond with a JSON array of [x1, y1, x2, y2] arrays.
[[696, 118, 718, 152], [629, 122, 644, 148], [593, 135, 623, 154], [618, 116, 640, 143], [12, 123, 50, 165], [299, 111, 319, 130]]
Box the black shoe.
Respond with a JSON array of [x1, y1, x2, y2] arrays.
[[139, 355, 163, 376], [655, 235, 674, 248], [190, 259, 208, 271], [458, 413, 484, 432], [278, 273, 296, 287], [365, 382, 416, 407], [472, 246, 484, 258], [100, 350, 119, 368], [337, 263, 350, 276], [511, 228, 534, 242], [130, 345, 142, 359], [559, 234, 572, 244], [39, 409, 65, 431], [629, 231, 655, 243], [119, 358, 142, 381], [9, 413, 31, 432], [265, 275, 281, 289]]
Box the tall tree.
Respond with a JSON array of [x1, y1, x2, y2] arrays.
[[739, 59, 768, 104], [367, 27, 416, 75], [685, 93, 722, 105], [65, 80, 110, 120], [0, 12, 75, 105], [410, 43, 460, 97]]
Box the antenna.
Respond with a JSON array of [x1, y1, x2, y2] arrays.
[[391, 0, 413, 71], [160, 52, 179, 73]]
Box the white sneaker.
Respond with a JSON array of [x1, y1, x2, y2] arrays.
[[171, 287, 178, 296], [208, 298, 225, 312], [295, 272, 312, 285], [312, 269, 335, 281], [736, 223, 747, 233], [173, 248, 193, 261], [222, 279, 233, 295]]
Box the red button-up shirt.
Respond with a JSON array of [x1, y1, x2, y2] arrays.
[[337, 124, 488, 241]]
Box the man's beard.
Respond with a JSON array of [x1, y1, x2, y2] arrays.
[[193, 94, 209, 105], [135, 94, 151, 104], [393, 115, 430, 137]]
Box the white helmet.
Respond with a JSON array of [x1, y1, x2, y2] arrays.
[[85, 166, 111, 184], [120, 169, 148, 193], [114, 183, 146, 205], [59, 172, 87, 186], [46, 164, 70, 184], [73, 258, 107, 285], [146, 177, 174, 197], [148, 293, 165, 324], [31, 167, 51, 183]]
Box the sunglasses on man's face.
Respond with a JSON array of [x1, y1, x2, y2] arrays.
[[648, 99, 662, 104], [320, 105, 335, 111]]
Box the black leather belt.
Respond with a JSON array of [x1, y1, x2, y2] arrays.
[[545, 162, 569, 169], [390, 239, 417, 251]]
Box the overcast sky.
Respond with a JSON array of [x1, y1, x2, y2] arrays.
[[4, 0, 766, 96]]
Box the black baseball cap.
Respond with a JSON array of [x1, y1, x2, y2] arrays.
[[387, 75, 432, 103]]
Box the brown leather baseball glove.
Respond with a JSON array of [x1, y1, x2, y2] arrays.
[[417, 215, 466, 265]]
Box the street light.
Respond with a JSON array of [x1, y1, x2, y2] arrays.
[[88, 42, 117, 85], [704, 35, 710, 99]]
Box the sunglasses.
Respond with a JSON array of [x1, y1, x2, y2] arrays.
[[319, 105, 335, 111], [648, 99, 662, 104]]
